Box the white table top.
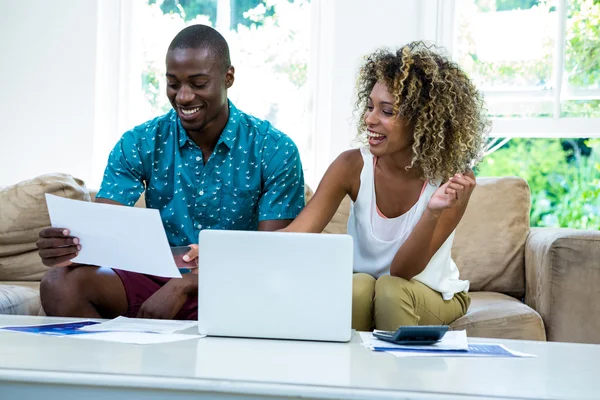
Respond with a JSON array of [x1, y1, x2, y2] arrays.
[[0, 315, 598, 400]]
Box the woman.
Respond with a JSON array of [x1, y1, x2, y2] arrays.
[[283, 42, 489, 331]]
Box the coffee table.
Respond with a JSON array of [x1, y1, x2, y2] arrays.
[[0, 315, 597, 399]]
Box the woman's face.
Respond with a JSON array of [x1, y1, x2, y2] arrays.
[[364, 81, 414, 157]]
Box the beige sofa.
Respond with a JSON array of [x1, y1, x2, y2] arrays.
[[1, 173, 599, 343]]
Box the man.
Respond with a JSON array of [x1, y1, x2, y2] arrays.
[[36, 25, 304, 320]]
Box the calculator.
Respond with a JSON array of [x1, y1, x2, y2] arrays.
[[373, 325, 449, 345]]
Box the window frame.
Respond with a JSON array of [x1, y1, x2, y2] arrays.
[[446, 0, 600, 138]]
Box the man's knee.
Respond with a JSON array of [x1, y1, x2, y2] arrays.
[[40, 267, 88, 316]]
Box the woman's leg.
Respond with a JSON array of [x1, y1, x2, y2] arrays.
[[374, 275, 470, 330], [352, 273, 376, 331]]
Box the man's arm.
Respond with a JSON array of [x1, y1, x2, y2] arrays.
[[257, 134, 305, 224]]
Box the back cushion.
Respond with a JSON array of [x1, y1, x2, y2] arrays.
[[0, 174, 90, 280], [452, 177, 530, 298]]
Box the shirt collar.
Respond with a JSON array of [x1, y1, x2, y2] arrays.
[[176, 100, 239, 150]]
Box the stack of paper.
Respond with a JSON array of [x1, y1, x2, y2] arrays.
[[360, 331, 535, 358], [78, 316, 197, 334], [361, 330, 469, 352], [0, 317, 203, 345]]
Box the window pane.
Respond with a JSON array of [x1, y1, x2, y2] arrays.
[[485, 96, 554, 117], [478, 138, 600, 230], [456, 0, 557, 91], [561, 100, 600, 117], [564, 0, 600, 91], [138, 0, 312, 166]]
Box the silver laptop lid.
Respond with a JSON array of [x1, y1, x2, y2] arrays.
[[197, 230, 353, 342]]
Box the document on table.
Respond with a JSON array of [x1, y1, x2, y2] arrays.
[[0, 320, 100, 336], [45, 194, 181, 278], [0, 318, 204, 345], [360, 330, 469, 351], [386, 343, 536, 358], [71, 332, 202, 345], [359, 331, 535, 358], [79, 316, 197, 334]]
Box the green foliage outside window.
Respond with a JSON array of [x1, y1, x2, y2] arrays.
[[466, 0, 599, 229], [478, 139, 600, 229], [147, 0, 277, 28]]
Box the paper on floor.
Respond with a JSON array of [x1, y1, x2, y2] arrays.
[[359, 330, 469, 351], [45, 194, 181, 278], [71, 331, 203, 345], [79, 316, 197, 334]]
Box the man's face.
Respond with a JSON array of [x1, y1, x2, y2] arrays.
[[165, 47, 234, 133]]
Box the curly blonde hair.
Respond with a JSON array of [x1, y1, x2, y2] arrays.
[[355, 41, 490, 182]]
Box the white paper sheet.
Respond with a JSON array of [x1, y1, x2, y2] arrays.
[[71, 332, 203, 344], [360, 330, 469, 351], [79, 316, 197, 334], [45, 194, 181, 278]]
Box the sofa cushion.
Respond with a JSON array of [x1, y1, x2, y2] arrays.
[[0, 173, 90, 281], [452, 177, 530, 298], [0, 284, 42, 315], [450, 292, 546, 341]]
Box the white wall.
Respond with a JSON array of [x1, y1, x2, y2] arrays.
[[307, 0, 437, 187], [0, 0, 99, 187]]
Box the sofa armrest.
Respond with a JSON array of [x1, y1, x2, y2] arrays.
[[525, 227, 600, 344]]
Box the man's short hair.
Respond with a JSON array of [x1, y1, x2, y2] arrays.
[[168, 24, 231, 71]]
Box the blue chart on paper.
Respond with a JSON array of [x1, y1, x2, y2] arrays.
[[375, 344, 518, 357], [1, 321, 100, 336]]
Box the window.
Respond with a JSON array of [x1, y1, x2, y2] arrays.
[[133, 0, 312, 170], [454, 0, 600, 137], [452, 0, 600, 229]]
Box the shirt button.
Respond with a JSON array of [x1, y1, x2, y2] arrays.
[[197, 224, 202, 229], [196, 156, 201, 162], [199, 190, 204, 196]]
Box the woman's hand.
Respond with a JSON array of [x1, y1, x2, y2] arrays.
[[427, 171, 476, 217]]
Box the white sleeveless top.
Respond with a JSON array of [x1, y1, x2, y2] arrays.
[[347, 147, 469, 300]]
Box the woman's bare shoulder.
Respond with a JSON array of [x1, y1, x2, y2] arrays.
[[332, 148, 364, 200]]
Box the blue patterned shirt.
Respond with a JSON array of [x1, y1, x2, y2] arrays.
[[96, 101, 304, 246]]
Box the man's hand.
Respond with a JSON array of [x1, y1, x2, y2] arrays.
[[136, 278, 192, 319], [182, 244, 199, 274], [427, 171, 476, 217], [37, 228, 82, 267]]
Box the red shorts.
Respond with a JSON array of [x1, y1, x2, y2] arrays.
[[113, 269, 198, 320]]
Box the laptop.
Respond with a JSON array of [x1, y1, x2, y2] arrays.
[[196, 230, 353, 342]]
